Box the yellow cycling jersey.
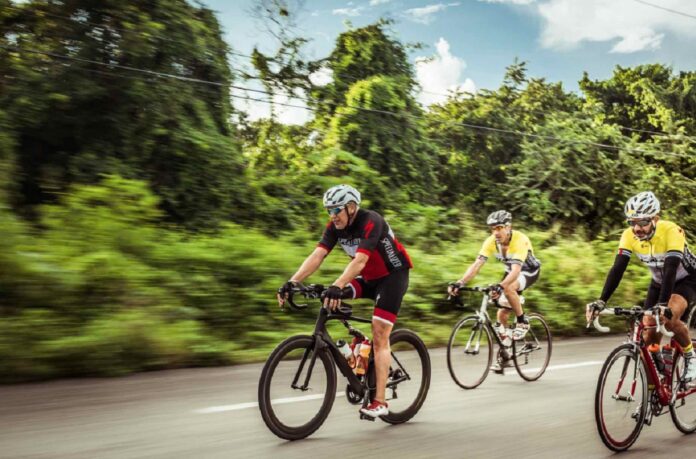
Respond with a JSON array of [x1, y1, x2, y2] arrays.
[[478, 230, 541, 274], [618, 220, 696, 283]]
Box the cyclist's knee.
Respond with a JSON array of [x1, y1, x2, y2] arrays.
[[372, 322, 392, 348]]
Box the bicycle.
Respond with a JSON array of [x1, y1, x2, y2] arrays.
[[446, 285, 552, 389], [590, 304, 696, 452], [258, 284, 431, 440]]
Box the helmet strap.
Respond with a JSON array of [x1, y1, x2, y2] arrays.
[[346, 204, 358, 226]]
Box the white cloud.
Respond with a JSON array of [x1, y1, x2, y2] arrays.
[[415, 38, 476, 107], [370, 0, 392, 5], [232, 86, 312, 125], [309, 67, 333, 87], [404, 3, 461, 24], [332, 7, 363, 17], [537, 0, 696, 53]]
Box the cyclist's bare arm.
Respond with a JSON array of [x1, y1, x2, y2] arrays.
[[450, 258, 486, 294], [333, 252, 369, 288], [290, 247, 329, 282], [278, 247, 329, 306]]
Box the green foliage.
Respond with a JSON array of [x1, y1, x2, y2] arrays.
[[326, 75, 439, 203], [1, 0, 250, 228], [502, 114, 640, 232]]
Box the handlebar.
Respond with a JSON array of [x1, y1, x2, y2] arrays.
[[447, 283, 500, 306], [283, 283, 324, 310], [588, 305, 674, 337], [281, 283, 353, 314]]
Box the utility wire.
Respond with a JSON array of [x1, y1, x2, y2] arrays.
[[3, 3, 694, 140], [632, 0, 696, 20], [5, 43, 694, 160]]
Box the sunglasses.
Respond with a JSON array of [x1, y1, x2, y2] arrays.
[[327, 206, 345, 216], [627, 218, 652, 228]]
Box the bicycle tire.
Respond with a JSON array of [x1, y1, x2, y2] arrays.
[[669, 351, 696, 434], [446, 315, 493, 389], [380, 329, 431, 424], [512, 313, 552, 381], [595, 343, 648, 452], [258, 335, 337, 440]]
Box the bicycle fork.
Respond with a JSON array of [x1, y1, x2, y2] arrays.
[[612, 351, 640, 403], [291, 337, 324, 391]]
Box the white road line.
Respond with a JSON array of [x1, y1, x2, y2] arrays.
[[195, 360, 606, 414], [532, 360, 603, 373], [195, 391, 346, 414]]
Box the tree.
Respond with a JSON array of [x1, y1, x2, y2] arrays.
[[502, 113, 640, 231], [1, 0, 250, 228]]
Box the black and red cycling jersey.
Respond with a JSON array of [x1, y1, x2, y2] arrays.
[[318, 209, 412, 281]]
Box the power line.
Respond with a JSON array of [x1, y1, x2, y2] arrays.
[[632, 0, 696, 20], [4, 43, 695, 159], [4, 3, 694, 141]]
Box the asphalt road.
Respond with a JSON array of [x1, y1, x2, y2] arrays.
[[2, 335, 696, 459]]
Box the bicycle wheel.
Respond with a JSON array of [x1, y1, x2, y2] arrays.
[[380, 329, 431, 424], [258, 335, 337, 440], [669, 351, 696, 434], [512, 313, 552, 381], [595, 344, 648, 452], [685, 304, 696, 339], [446, 316, 493, 389]]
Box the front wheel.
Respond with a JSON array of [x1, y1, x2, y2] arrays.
[[380, 329, 431, 424], [669, 351, 696, 434], [512, 313, 552, 381], [258, 335, 337, 440], [595, 344, 648, 452], [447, 315, 493, 389]]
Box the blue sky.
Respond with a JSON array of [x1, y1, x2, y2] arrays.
[[202, 0, 696, 123]]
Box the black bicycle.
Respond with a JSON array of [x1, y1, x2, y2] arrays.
[[447, 285, 552, 389], [258, 284, 431, 440]]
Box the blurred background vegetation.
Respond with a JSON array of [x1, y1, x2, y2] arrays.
[[1, 1, 694, 382]]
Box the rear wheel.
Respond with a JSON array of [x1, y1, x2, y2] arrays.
[[595, 344, 648, 452], [258, 335, 337, 440], [447, 316, 493, 389], [512, 313, 552, 381], [380, 329, 431, 424], [669, 351, 696, 434]]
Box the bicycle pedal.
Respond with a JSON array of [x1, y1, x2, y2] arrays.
[[359, 414, 376, 422]]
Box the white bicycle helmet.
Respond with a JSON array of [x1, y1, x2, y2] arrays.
[[323, 184, 361, 208], [624, 192, 660, 219], [486, 210, 512, 226]]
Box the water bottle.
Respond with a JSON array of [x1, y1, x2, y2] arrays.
[[356, 339, 371, 375], [337, 340, 356, 368], [648, 343, 665, 374]]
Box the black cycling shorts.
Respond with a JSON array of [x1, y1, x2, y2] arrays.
[[348, 269, 409, 325], [645, 273, 696, 309], [499, 269, 540, 292]]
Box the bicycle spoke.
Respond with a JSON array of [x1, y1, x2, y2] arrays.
[[447, 316, 493, 389], [512, 313, 552, 381], [669, 352, 696, 433], [595, 345, 647, 452]]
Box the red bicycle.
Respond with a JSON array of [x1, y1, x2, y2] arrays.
[[590, 305, 696, 451]]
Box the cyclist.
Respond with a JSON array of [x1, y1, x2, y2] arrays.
[[587, 191, 696, 385], [448, 210, 541, 369], [277, 184, 413, 418]]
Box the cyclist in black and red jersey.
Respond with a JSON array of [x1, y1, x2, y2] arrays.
[[277, 184, 413, 418]]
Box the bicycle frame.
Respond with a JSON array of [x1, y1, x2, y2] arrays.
[[462, 288, 513, 350], [606, 311, 696, 411], [291, 305, 412, 402]]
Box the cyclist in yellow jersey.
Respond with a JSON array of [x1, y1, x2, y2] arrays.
[[587, 191, 696, 385], [449, 211, 541, 367]]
